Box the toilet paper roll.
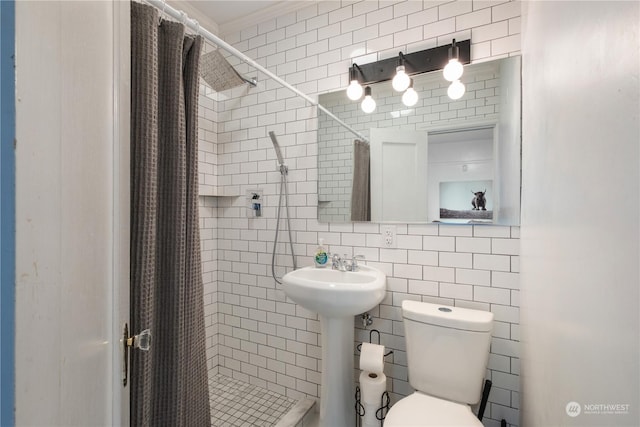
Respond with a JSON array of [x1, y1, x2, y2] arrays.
[[359, 342, 385, 374], [359, 370, 387, 405], [362, 402, 379, 427]]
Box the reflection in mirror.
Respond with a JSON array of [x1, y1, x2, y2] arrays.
[[428, 126, 495, 223], [317, 56, 521, 225]]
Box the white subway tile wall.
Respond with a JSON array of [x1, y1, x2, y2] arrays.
[[199, 39, 221, 375], [198, 1, 521, 426]]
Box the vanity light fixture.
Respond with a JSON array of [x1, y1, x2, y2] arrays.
[[392, 52, 411, 92], [443, 39, 464, 82], [402, 79, 418, 107], [361, 86, 376, 113], [346, 64, 364, 101], [344, 40, 470, 105]]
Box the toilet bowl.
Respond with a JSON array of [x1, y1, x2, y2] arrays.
[[384, 392, 483, 426], [384, 300, 493, 426]]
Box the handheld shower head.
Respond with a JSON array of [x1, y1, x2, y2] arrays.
[[268, 131, 285, 166]]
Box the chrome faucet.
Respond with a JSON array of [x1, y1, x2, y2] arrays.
[[331, 253, 347, 271], [332, 254, 367, 272]]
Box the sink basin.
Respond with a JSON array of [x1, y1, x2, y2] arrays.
[[282, 265, 386, 317], [282, 265, 386, 427]]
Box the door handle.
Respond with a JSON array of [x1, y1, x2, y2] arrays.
[[127, 327, 151, 351], [122, 323, 151, 387]]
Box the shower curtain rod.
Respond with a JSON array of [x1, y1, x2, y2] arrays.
[[145, 0, 369, 144]]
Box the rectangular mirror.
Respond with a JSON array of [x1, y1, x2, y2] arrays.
[[317, 55, 521, 225]]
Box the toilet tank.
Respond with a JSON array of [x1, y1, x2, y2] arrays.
[[402, 300, 494, 405]]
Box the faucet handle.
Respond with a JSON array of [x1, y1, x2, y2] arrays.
[[331, 253, 342, 270], [343, 254, 353, 271], [351, 254, 366, 271]]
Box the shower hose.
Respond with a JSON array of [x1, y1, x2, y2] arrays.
[[272, 164, 297, 284]]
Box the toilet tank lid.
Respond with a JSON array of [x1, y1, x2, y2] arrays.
[[402, 300, 494, 332]]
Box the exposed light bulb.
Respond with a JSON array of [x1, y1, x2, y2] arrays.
[[443, 58, 463, 82], [447, 80, 465, 100], [361, 95, 376, 113], [346, 80, 363, 100], [361, 86, 376, 113], [402, 86, 418, 107], [392, 65, 411, 92]]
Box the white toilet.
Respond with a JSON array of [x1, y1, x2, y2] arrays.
[[384, 300, 494, 427]]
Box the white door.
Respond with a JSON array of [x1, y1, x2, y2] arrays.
[[114, 1, 132, 425], [370, 128, 429, 222], [14, 1, 130, 425]]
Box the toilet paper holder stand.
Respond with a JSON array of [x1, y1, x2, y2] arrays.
[[355, 385, 389, 427], [355, 329, 392, 427], [356, 329, 393, 358]]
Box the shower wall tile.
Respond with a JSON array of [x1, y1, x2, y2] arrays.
[[198, 65, 220, 376], [206, 1, 521, 425]]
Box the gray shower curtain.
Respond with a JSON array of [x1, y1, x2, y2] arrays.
[[351, 139, 371, 221], [130, 3, 210, 426]]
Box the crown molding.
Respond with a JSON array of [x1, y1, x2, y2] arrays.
[[218, 1, 315, 36], [167, 0, 220, 35]]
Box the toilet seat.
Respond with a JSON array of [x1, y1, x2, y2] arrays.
[[384, 392, 484, 427]]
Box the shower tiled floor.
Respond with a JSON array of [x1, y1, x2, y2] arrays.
[[209, 373, 297, 426]]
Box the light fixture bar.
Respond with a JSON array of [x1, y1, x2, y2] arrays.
[[349, 40, 471, 85]]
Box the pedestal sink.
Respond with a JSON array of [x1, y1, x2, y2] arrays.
[[282, 265, 386, 427]]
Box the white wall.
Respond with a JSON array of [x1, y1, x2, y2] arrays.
[[208, 1, 523, 425], [15, 1, 124, 424], [520, 1, 639, 425]]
